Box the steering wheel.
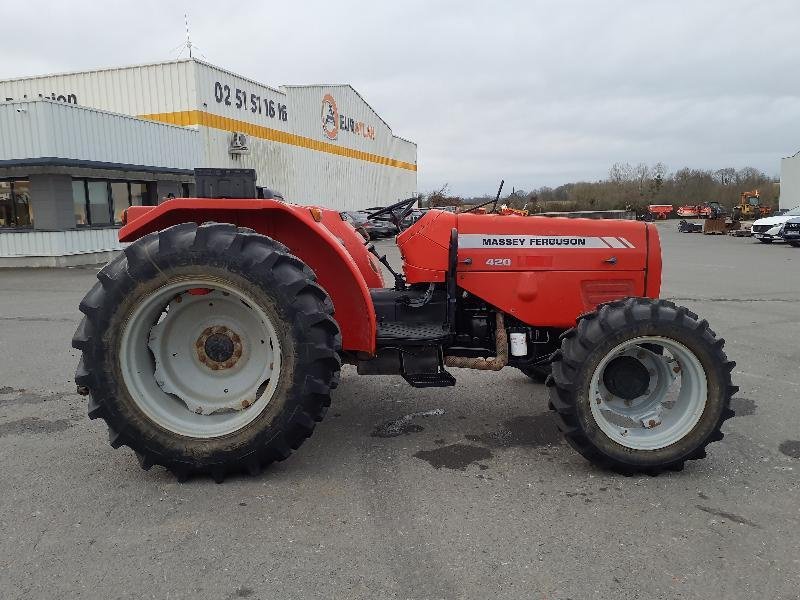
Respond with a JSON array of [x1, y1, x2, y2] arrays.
[[367, 197, 418, 230]]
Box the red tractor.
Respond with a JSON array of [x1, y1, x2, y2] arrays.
[[73, 196, 737, 481]]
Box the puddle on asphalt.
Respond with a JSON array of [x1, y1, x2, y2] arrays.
[[465, 414, 562, 448], [730, 397, 757, 417], [413, 443, 493, 470], [0, 417, 74, 437], [778, 440, 800, 459]]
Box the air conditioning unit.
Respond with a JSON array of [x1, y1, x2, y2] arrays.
[[229, 132, 249, 155]]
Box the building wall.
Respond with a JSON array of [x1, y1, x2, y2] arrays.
[[0, 60, 197, 118], [780, 154, 800, 211], [183, 63, 417, 208], [0, 60, 417, 210], [0, 99, 201, 170]]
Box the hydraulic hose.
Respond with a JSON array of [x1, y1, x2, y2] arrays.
[[444, 313, 507, 371]]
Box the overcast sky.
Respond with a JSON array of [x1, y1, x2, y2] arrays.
[[3, 0, 799, 195]]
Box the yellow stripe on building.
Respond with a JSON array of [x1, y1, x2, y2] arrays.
[[138, 110, 418, 172]]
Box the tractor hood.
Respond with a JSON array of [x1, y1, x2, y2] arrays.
[[398, 210, 652, 276], [397, 210, 661, 328]]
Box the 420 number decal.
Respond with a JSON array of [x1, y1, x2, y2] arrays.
[[213, 81, 288, 122], [485, 258, 512, 266]]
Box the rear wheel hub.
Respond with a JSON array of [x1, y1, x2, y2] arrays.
[[196, 327, 242, 369]]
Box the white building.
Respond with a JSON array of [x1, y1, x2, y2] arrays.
[[0, 59, 417, 266], [780, 151, 800, 211]]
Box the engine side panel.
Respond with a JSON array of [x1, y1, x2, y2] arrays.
[[453, 214, 654, 327], [457, 270, 645, 327], [396, 209, 454, 283], [455, 213, 648, 271], [119, 199, 377, 354]]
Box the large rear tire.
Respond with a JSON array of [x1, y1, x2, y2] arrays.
[[72, 223, 341, 482], [547, 298, 736, 474]]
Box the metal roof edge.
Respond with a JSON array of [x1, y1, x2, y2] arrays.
[[0, 58, 194, 84]]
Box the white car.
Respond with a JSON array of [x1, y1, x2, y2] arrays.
[[751, 205, 800, 243]]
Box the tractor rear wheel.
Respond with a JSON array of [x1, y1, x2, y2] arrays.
[[72, 223, 341, 482], [547, 298, 736, 474]]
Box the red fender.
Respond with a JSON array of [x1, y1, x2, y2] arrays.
[[120, 199, 377, 354]]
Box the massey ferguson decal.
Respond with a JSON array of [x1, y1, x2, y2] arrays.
[[458, 235, 635, 249]]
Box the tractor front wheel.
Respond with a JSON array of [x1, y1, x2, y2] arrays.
[[72, 223, 341, 482], [547, 298, 736, 474], [518, 364, 551, 383]]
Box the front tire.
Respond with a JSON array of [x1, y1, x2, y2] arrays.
[[518, 364, 551, 383], [547, 298, 736, 474], [72, 223, 341, 482]]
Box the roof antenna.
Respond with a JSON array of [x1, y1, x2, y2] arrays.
[[174, 13, 206, 60]]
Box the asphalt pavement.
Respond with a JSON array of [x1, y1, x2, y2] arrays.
[[1, 221, 798, 600]]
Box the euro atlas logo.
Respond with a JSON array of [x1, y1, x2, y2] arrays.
[[320, 93, 375, 142]]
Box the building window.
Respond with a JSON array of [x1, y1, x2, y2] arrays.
[[130, 182, 148, 207], [0, 180, 33, 228], [72, 179, 156, 226], [110, 182, 130, 225], [86, 181, 111, 226], [73, 180, 88, 225]]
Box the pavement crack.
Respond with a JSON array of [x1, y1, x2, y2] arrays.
[[371, 409, 445, 438], [0, 316, 76, 322], [665, 297, 800, 303], [696, 504, 761, 528]]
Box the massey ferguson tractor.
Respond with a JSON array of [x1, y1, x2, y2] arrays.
[[72, 195, 737, 482]]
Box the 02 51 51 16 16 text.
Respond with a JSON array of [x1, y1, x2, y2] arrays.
[[213, 81, 288, 122]]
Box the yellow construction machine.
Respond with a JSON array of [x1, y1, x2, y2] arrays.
[[732, 190, 771, 221]]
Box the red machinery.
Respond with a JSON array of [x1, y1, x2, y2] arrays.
[[73, 196, 735, 481], [648, 204, 674, 219], [677, 204, 714, 218]]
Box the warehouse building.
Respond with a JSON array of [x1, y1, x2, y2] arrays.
[[0, 59, 417, 266], [780, 151, 800, 211]]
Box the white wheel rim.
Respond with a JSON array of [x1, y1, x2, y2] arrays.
[[588, 336, 707, 450], [120, 279, 282, 438]]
